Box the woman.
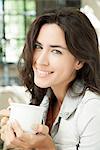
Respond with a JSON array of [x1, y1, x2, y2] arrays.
[[0, 7, 100, 150]]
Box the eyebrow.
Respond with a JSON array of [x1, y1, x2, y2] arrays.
[[35, 41, 42, 45], [49, 45, 67, 50], [36, 41, 67, 50]]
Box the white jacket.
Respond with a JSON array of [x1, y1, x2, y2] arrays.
[[40, 89, 100, 150]]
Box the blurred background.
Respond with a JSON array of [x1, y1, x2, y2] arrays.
[[0, 0, 100, 109]]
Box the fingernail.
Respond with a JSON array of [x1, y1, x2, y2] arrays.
[[7, 106, 11, 110], [8, 97, 14, 104], [31, 124, 38, 134]]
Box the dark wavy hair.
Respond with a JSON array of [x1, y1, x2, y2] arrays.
[[18, 7, 100, 105]]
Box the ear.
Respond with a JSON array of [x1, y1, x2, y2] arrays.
[[75, 61, 84, 70]]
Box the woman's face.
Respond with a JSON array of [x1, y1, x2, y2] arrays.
[[32, 23, 82, 91]]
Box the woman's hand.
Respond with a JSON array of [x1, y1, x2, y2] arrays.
[[4, 120, 56, 150], [0, 109, 10, 140], [0, 98, 13, 140]]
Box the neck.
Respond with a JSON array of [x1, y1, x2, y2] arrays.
[[51, 86, 68, 102]]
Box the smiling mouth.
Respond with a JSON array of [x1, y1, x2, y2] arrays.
[[36, 69, 53, 77]]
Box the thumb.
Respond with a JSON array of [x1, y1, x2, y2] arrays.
[[8, 97, 15, 105], [33, 124, 49, 135], [6, 97, 15, 111], [0, 98, 14, 117]]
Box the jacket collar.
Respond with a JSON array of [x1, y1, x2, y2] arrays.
[[40, 87, 82, 137], [59, 91, 82, 120], [57, 81, 84, 120], [41, 81, 84, 121], [40, 88, 82, 123]]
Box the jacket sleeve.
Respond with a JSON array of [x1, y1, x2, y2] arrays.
[[77, 98, 100, 150]]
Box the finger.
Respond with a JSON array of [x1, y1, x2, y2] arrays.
[[7, 137, 31, 149], [0, 116, 9, 126], [33, 124, 49, 135], [8, 97, 14, 105], [11, 120, 24, 138], [0, 131, 5, 141], [3, 123, 23, 149], [5, 124, 33, 150], [4, 122, 16, 148], [0, 124, 7, 140], [0, 98, 14, 117], [6, 122, 15, 139], [38, 124, 49, 134], [0, 109, 10, 117], [0, 125, 6, 134], [3, 129, 16, 150]]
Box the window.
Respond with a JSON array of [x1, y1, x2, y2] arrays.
[[0, 0, 36, 63]]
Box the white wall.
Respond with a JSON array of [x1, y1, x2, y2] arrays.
[[82, 0, 100, 20]]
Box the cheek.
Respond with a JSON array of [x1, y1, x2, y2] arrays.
[[59, 60, 75, 70], [58, 60, 76, 76], [32, 53, 38, 66]]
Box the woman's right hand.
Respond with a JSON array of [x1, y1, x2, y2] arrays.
[[0, 108, 10, 140], [0, 98, 13, 141]]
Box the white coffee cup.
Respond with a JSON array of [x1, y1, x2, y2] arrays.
[[9, 103, 45, 132]]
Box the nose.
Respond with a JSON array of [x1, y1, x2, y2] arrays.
[[36, 50, 49, 66]]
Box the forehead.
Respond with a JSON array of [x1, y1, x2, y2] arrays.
[[37, 23, 66, 46]]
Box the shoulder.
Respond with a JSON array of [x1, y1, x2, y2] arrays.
[[82, 89, 100, 102], [78, 90, 100, 115], [76, 90, 100, 135], [79, 90, 100, 110]]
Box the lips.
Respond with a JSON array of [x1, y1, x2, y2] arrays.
[[35, 68, 53, 78]]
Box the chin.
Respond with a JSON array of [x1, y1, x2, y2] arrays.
[[34, 82, 49, 88]]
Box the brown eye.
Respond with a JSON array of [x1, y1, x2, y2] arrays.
[[52, 49, 62, 55], [34, 43, 43, 50]]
